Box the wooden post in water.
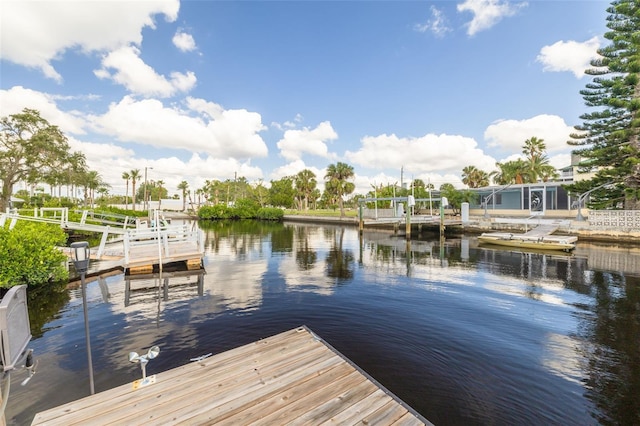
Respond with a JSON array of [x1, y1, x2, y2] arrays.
[[439, 202, 445, 237], [358, 204, 364, 235], [405, 210, 411, 240]]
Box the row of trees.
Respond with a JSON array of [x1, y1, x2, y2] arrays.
[[0, 108, 555, 218], [0, 109, 110, 211], [461, 136, 558, 188], [191, 162, 357, 217], [120, 171, 170, 211]]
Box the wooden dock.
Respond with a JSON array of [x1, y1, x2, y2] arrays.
[[31, 327, 430, 425]]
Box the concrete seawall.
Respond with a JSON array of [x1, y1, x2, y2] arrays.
[[283, 215, 359, 226]]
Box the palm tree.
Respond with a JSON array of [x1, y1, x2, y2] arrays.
[[461, 165, 490, 188], [122, 171, 130, 210], [538, 164, 559, 182], [522, 137, 553, 182], [477, 170, 490, 187], [493, 160, 529, 185], [177, 180, 189, 211], [462, 166, 477, 187], [324, 162, 355, 217], [97, 186, 109, 205], [66, 152, 87, 201], [522, 136, 546, 163], [310, 188, 321, 210], [295, 169, 317, 211], [130, 169, 141, 211], [82, 170, 102, 207]]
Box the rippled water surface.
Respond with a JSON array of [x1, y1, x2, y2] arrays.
[[6, 220, 640, 425]]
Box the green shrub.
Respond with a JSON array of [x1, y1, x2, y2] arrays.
[[97, 206, 148, 218], [256, 207, 284, 221], [199, 202, 283, 221], [228, 199, 260, 219], [198, 204, 230, 220], [0, 222, 69, 288]]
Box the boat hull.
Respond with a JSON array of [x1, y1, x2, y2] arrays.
[[478, 233, 577, 252]]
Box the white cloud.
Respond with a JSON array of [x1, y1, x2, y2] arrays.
[[537, 36, 601, 78], [68, 136, 135, 162], [1, 87, 267, 194], [549, 153, 571, 170], [173, 30, 197, 52], [270, 160, 324, 183], [94, 46, 196, 97], [457, 0, 526, 36], [185, 97, 224, 120], [89, 96, 268, 159], [0, 0, 179, 81], [414, 6, 452, 38], [271, 113, 304, 131], [345, 133, 496, 175], [0, 86, 87, 135], [84, 152, 263, 196], [484, 114, 574, 153], [276, 121, 338, 161]]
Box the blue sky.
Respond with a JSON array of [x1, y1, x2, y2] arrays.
[[1, 0, 607, 197]]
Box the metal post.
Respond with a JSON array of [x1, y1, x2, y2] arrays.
[[576, 203, 584, 221], [80, 271, 95, 395], [72, 241, 95, 396]]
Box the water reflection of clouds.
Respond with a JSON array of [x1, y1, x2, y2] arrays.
[[411, 262, 477, 288], [369, 239, 576, 308], [205, 260, 266, 310], [279, 255, 335, 295], [280, 226, 335, 295], [542, 333, 585, 386], [478, 275, 568, 307], [350, 233, 603, 320]]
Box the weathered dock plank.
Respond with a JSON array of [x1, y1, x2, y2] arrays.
[[31, 327, 430, 426]]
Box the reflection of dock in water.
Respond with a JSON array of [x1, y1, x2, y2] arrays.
[[124, 270, 206, 307], [362, 232, 435, 254], [577, 243, 640, 276]]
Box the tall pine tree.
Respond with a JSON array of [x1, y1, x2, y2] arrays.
[[568, 0, 640, 209]]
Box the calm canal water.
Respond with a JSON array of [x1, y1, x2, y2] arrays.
[[6, 220, 640, 425]]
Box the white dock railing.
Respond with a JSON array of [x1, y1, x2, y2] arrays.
[[122, 223, 204, 268], [1, 207, 137, 233], [3, 208, 204, 267]]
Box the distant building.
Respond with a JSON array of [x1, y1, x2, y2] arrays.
[[557, 153, 598, 183], [466, 155, 597, 218], [469, 182, 575, 218]]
